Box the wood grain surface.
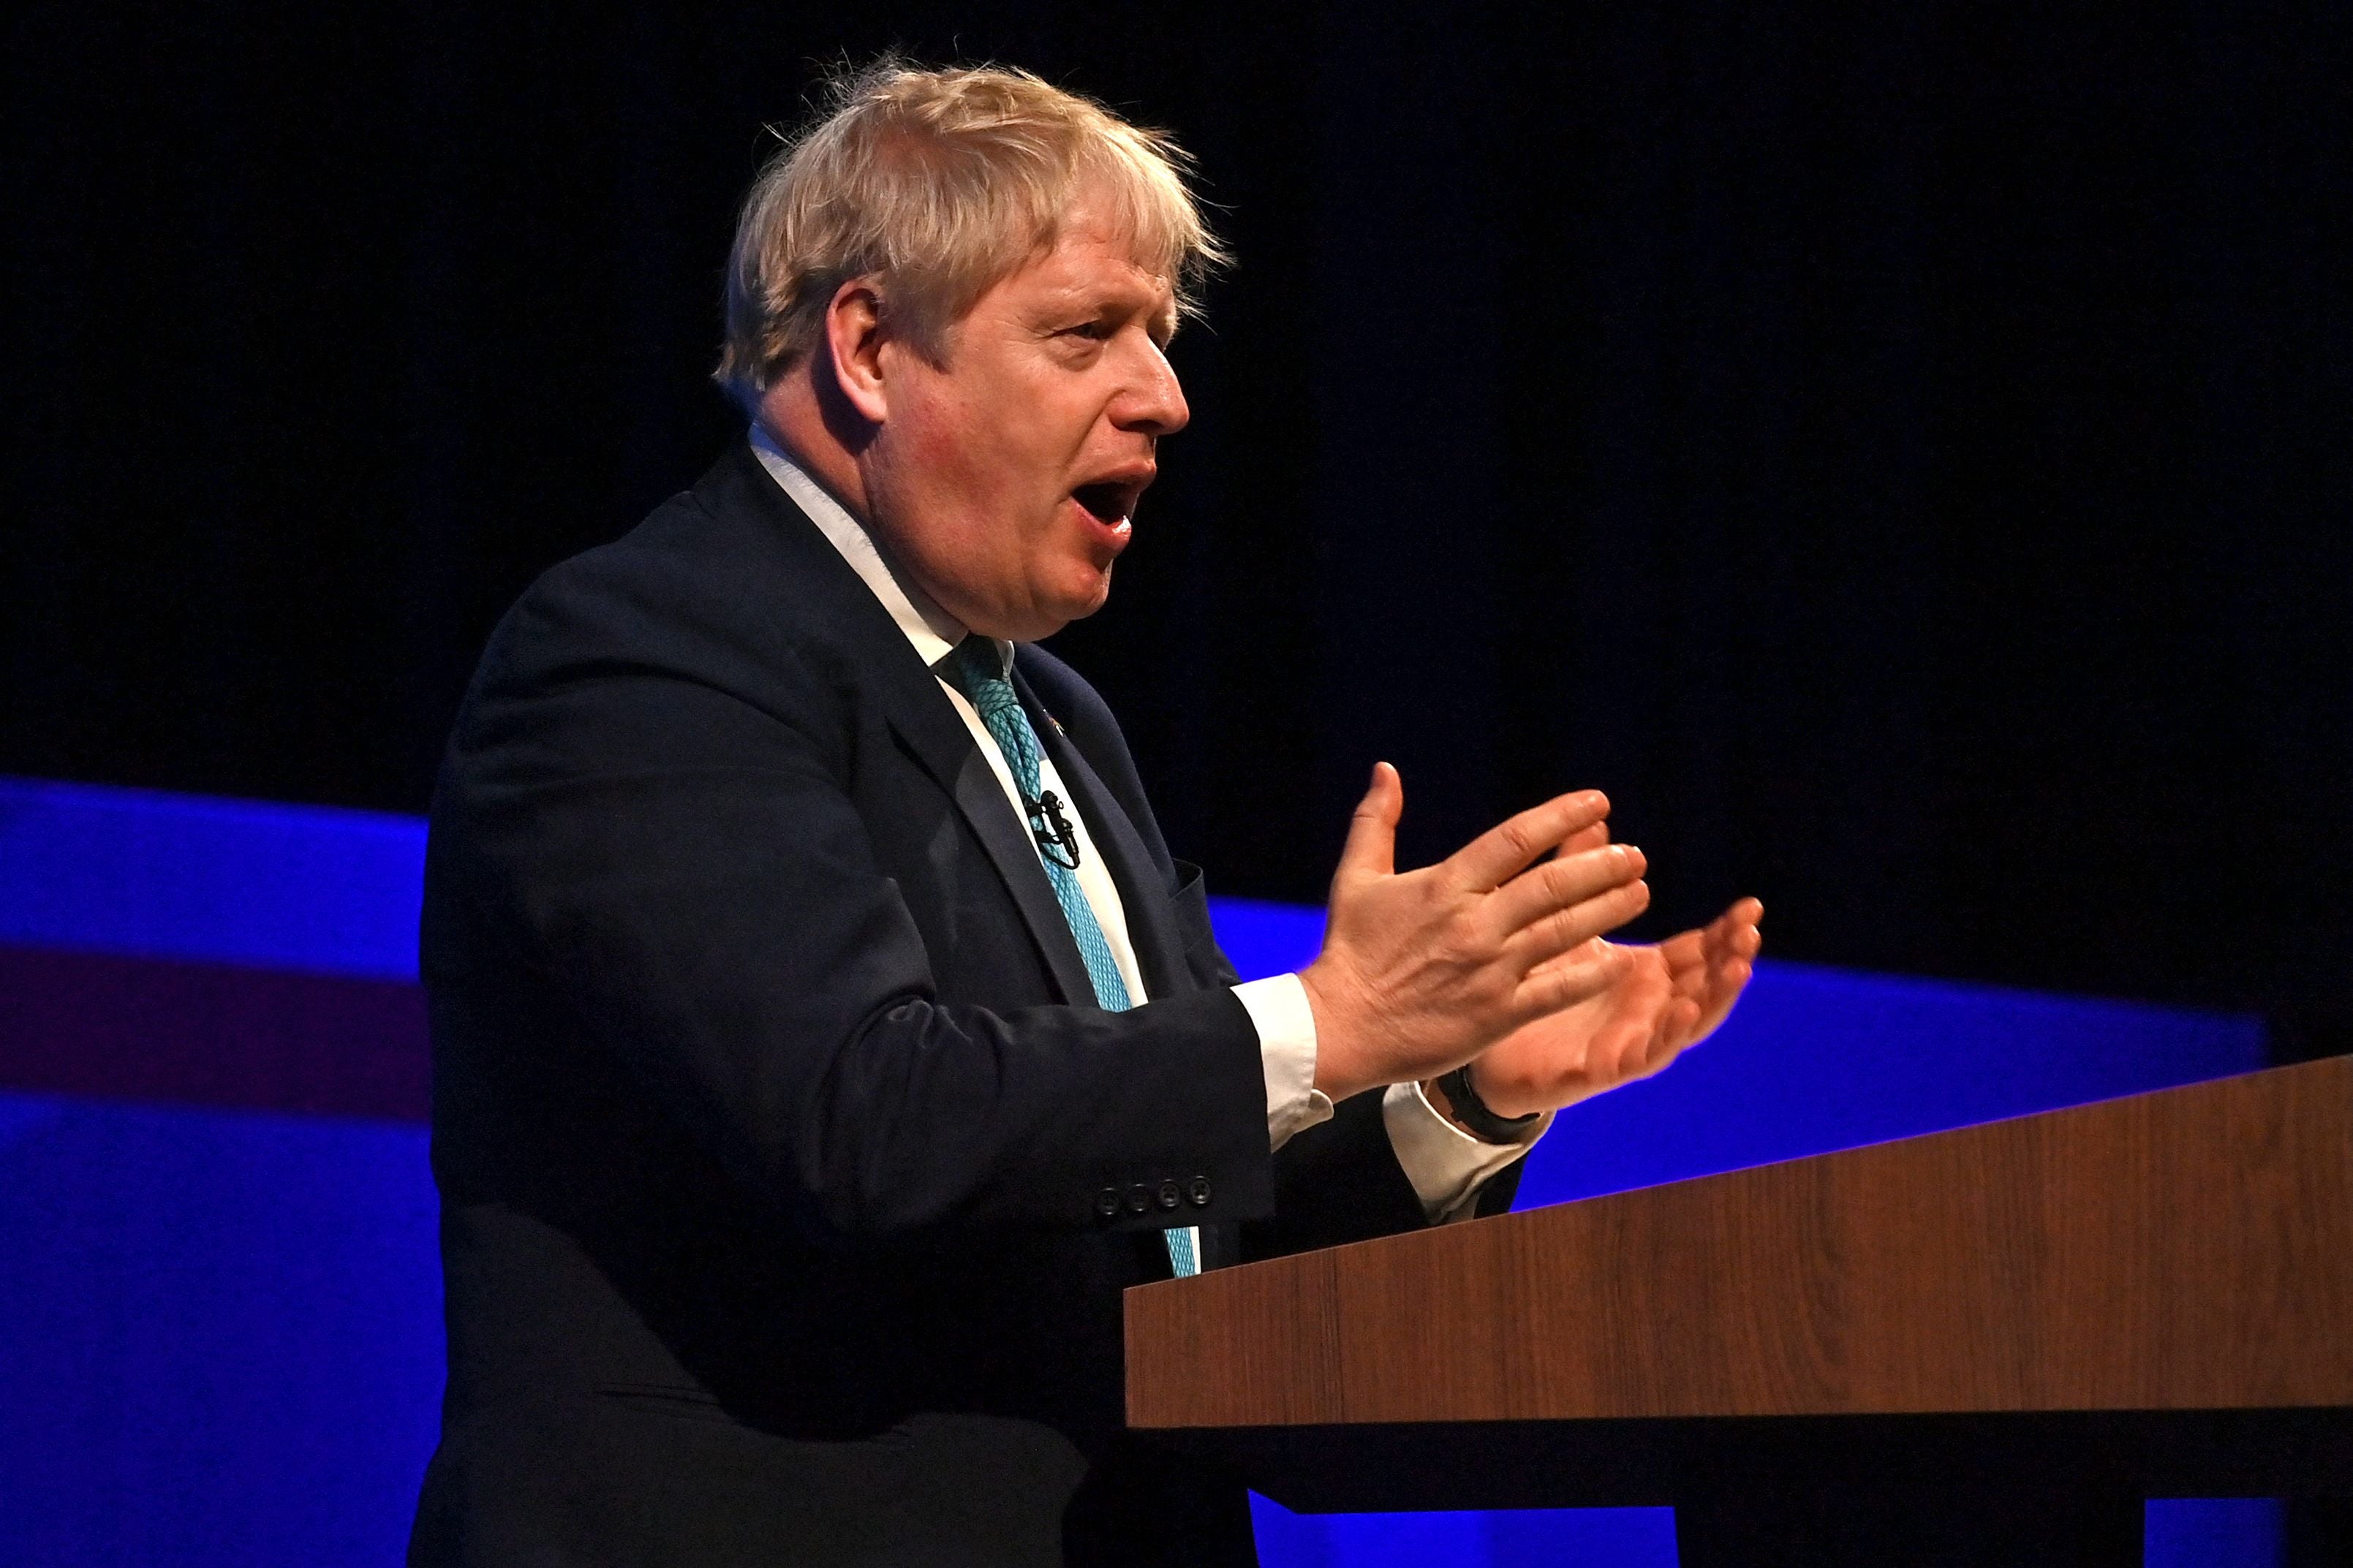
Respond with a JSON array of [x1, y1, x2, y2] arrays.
[[1128, 1056, 2353, 1430]]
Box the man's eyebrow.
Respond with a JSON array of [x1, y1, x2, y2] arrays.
[[1039, 287, 1175, 327]]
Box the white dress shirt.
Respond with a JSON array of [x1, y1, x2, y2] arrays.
[[751, 429, 1547, 1224]]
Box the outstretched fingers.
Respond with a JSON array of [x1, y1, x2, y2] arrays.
[[1332, 762, 1405, 885], [1444, 789, 1612, 893], [1661, 897, 1764, 1046], [1510, 935, 1628, 1012], [1557, 819, 1612, 856], [1511, 932, 1632, 1020], [1704, 899, 1764, 996], [1486, 843, 1651, 965]]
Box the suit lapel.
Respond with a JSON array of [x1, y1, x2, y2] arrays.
[[1017, 668, 1192, 1001], [711, 444, 1096, 1007], [889, 698, 1098, 1008]]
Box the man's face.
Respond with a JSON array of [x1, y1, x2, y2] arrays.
[[858, 197, 1190, 642]]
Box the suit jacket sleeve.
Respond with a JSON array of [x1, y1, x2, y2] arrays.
[[424, 537, 1274, 1246]]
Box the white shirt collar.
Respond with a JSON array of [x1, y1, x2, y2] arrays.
[[746, 425, 1010, 678]]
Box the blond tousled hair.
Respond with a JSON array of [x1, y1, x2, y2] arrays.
[[714, 60, 1225, 410]]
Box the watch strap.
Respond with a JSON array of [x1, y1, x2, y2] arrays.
[[1436, 1065, 1541, 1144]]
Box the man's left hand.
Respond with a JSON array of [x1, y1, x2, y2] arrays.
[[1448, 893, 1764, 1123]]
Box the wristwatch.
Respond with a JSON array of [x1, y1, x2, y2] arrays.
[[1435, 1065, 1541, 1144]]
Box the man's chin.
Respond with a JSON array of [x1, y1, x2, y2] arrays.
[[996, 569, 1114, 642], [1057, 566, 1116, 626], [1072, 563, 1115, 613]]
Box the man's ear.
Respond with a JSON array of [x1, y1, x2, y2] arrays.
[[824, 278, 891, 425]]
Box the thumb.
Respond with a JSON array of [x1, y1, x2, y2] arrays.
[[1334, 761, 1402, 884]]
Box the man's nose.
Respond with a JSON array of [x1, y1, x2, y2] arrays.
[[1115, 340, 1190, 437]]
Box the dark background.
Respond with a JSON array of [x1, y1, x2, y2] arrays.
[[5, 3, 2347, 1049]]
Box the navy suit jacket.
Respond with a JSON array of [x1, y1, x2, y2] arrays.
[[406, 441, 1523, 1567]]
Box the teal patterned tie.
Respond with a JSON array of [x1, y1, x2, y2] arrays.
[[940, 637, 1199, 1278]]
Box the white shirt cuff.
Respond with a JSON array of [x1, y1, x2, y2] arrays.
[[1233, 973, 1333, 1151], [1383, 1079, 1552, 1224]]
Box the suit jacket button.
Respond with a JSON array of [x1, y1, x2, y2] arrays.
[[1095, 1186, 1121, 1219], [1156, 1180, 1182, 1211], [1187, 1176, 1213, 1208], [1125, 1184, 1152, 1215]]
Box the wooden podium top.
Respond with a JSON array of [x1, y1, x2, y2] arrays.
[[1129, 1055, 2353, 1434]]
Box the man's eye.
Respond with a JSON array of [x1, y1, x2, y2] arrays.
[[1061, 322, 1112, 341]]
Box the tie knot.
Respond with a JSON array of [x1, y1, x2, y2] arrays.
[[943, 635, 1017, 717]]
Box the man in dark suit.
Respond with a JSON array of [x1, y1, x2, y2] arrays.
[[407, 61, 1761, 1567]]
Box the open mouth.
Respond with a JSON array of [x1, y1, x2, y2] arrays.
[[1070, 481, 1135, 529]]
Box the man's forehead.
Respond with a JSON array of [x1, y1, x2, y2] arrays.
[[1027, 227, 1174, 300], [971, 240, 1174, 337]]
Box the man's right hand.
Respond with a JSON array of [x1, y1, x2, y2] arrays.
[[1299, 763, 1652, 1104]]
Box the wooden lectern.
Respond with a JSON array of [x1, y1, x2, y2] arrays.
[[1128, 1056, 2353, 1565]]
